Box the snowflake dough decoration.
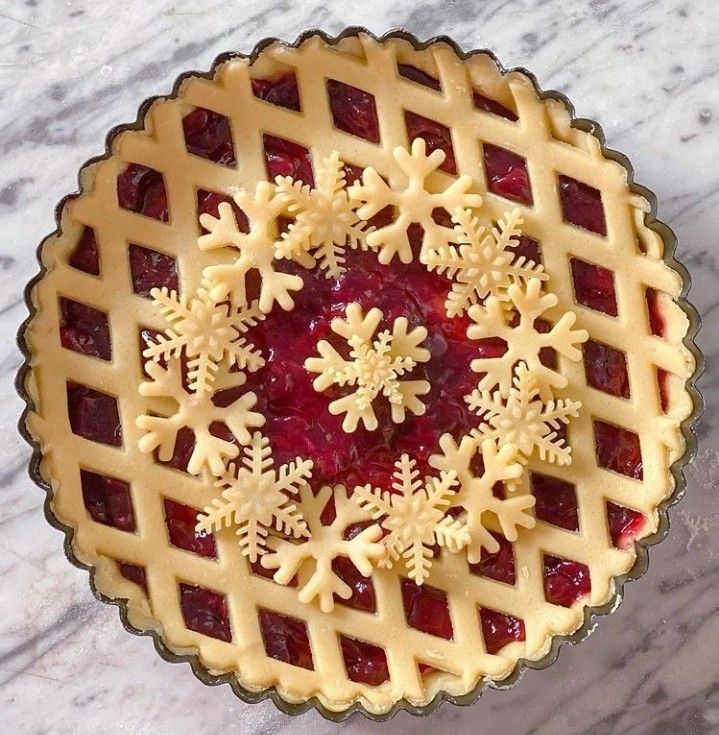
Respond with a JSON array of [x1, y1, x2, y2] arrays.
[[195, 433, 312, 561], [260, 484, 385, 613], [143, 286, 265, 394], [424, 206, 547, 317], [304, 302, 431, 432], [348, 138, 483, 264], [274, 151, 368, 278], [136, 360, 264, 476], [353, 455, 468, 585], [429, 435, 532, 563], [197, 180, 304, 313], [468, 277, 589, 400], [467, 361, 582, 466]]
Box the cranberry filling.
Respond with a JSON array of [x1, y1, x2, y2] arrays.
[[483, 143, 532, 204], [59, 297, 111, 360], [404, 111, 456, 174], [128, 244, 179, 297], [339, 635, 390, 686], [262, 134, 314, 186], [401, 579, 453, 639], [196, 189, 249, 233], [258, 609, 314, 669], [473, 92, 518, 121], [252, 73, 301, 111], [397, 64, 441, 91], [332, 521, 377, 611], [542, 554, 591, 607], [558, 175, 606, 236], [468, 532, 516, 585], [182, 107, 236, 166], [594, 419, 643, 480], [531, 473, 579, 532], [68, 226, 99, 275], [583, 339, 630, 398], [67, 382, 122, 446], [480, 608, 525, 654], [117, 562, 148, 593], [509, 234, 542, 265], [179, 583, 231, 642], [80, 469, 135, 531], [570, 258, 618, 316], [606, 502, 645, 549], [163, 498, 216, 558], [327, 79, 380, 143], [646, 287, 666, 337], [117, 163, 168, 222]]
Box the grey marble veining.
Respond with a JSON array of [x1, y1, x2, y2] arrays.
[[0, 1, 717, 733]]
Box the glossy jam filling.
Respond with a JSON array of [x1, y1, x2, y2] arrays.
[[479, 608, 525, 654], [179, 583, 231, 642], [128, 244, 179, 297], [542, 554, 591, 607], [531, 473, 579, 532], [117, 561, 148, 593], [59, 297, 111, 361], [164, 498, 217, 558]]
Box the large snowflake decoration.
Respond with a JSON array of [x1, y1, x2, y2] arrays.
[[467, 277, 588, 400], [423, 206, 547, 317], [260, 484, 385, 613], [348, 138, 483, 264], [274, 151, 368, 278], [466, 361, 582, 466], [195, 433, 312, 561], [143, 286, 265, 394], [352, 455, 468, 585], [429, 435, 532, 563], [197, 180, 304, 313], [304, 302, 431, 432], [136, 360, 264, 476]]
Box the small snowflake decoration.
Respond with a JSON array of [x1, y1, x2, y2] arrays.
[[348, 138, 483, 264], [423, 206, 547, 318], [143, 286, 265, 394], [136, 360, 264, 476], [353, 455, 468, 585], [466, 361, 582, 466], [305, 302, 431, 432], [198, 180, 304, 313], [274, 151, 368, 278], [195, 432, 312, 561], [468, 277, 588, 400], [261, 484, 385, 613], [429, 435, 532, 563]]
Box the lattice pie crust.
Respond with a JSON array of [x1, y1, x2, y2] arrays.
[[22, 32, 696, 716]]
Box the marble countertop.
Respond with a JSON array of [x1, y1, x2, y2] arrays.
[[1, 1, 717, 733]]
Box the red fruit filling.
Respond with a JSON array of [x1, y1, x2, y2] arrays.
[[252, 73, 301, 111], [80, 469, 135, 531], [327, 79, 380, 143], [468, 532, 516, 585], [117, 562, 148, 593], [542, 554, 591, 607], [182, 107, 236, 166], [262, 134, 314, 186], [510, 234, 542, 265], [480, 608, 525, 654], [258, 609, 314, 670], [67, 382, 122, 446], [196, 189, 249, 233], [398, 64, 441, 91], [401, 579, 453, 639], [473, 91, 518, 121], [117, 163, 168, 222], [179, 583, 231, 642], [163, 498, 216, 558], [339, 635, 390, 686], [558, 175, 606, 236], [483, 143, 532, 204], [404, 111, 456, 174], [606, 502, 645, 549], [570, 257, 618, 316], [594, 419, 643, 480], [59, 297, 111, 361], [128, 244, 179, 297], [657, 368, 671, 413], [531, 473, 579, 532], [646, 287, 667, 337], [68, 226, 99, 275], [583, 339, 630, 398]]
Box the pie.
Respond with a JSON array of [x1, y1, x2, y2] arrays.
[[19, 30, 699, 718]]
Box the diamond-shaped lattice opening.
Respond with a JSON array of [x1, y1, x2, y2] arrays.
[[483, 143, 532, 204], [163, 498, 217, 558], [80, 469, 135, 531], [196, 189, 249, 234], [468, 532, 516, 585], [570, 257, 618, 316], [326, 79, 380, 144], [332, 521, 377, 612], [405, 111, 456, 174], [179, 583, 232, 642], [68, 226, 99, 275], [59, 296, 111, 361], [542, 553, 591, 608], [258, 608, 314, 670], [262, 134, 314, 187], [473, 91, 518, 121], [558, 174, 606, 236], [398, 64, 441, 91], [479, 607, 526, 655], [646, 287, 667, 337], [606, 501, 646, 550], [401, 579, 453, 639], [117, 561, 148, 593], [594, 419, 643, 480], [510, 234, 542, 266], [117, 163, 169, 222], [252, 72, 301, 111], [339, 635, 390, 686], [67, 382, 122, 446], [657, 368, 671, 414], [531, 472, 579, 532], [583, 339, 630, 398], [128, 244, 179, 298], [182, 106, 236, 167]]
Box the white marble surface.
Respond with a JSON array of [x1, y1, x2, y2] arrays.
[[1, 0, 717, 732]]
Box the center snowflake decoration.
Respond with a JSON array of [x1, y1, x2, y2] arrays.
[[349, 138, 483, 264], [195, 432, 312, 561], [305, 302, 431, 432]]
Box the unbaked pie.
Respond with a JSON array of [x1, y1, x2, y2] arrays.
[[19, 30, 699, 718]]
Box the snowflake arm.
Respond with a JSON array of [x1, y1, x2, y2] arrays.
[[195, 433, 312, 561]]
